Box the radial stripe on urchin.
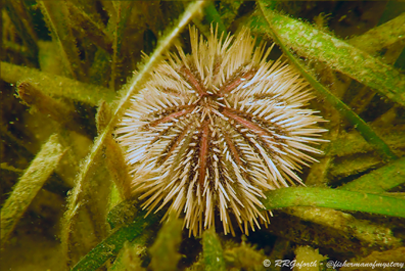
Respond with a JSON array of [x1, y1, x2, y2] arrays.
[[115, 26, 327, 237]]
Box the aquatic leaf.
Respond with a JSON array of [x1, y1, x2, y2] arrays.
[[203, 229, 226, 271], [38, 1, 84, 80], [258, 1, 405, 106], [149, 214, 182, 271], [1, 62, 115, 105], [263, 187, 405, 218], [1, 134, 65, 244]]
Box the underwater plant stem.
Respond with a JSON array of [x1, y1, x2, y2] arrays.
[[258, 0, 405, 107], [339, 156, 405, 193], [61, 138, 112, 268], [263, 187, 405, 219], [107, 2, 134, 90], [327, 129, 405, 158], [348, 12, 405, 55], [1, 62, 115, 105], [203, 229, 226, 271], [286, 206, 401, 248], [4, 1, 38, 63], [107, 232, 152, 271], [258, 1, 398, 162], [0, 134, 65, 245], [204, 2, 227, 36], [96, 102, 133, 200], [70, 210, 163, 271], [299, 69, 397, 162], [149, 214, 183, 271], [38, 1, 84, 80], [65, 2, 112, 54], [17, 82, 86, 136]]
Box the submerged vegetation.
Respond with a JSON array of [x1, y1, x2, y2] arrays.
[[1, 1, 405, 270]]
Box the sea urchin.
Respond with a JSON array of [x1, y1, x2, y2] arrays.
[[115, 26, 327, 236]]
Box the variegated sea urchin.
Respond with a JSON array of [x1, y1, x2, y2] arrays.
[[115, 26, 327, 236]]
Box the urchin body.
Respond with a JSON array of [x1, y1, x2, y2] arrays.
[[116, 27, 326, 236]]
